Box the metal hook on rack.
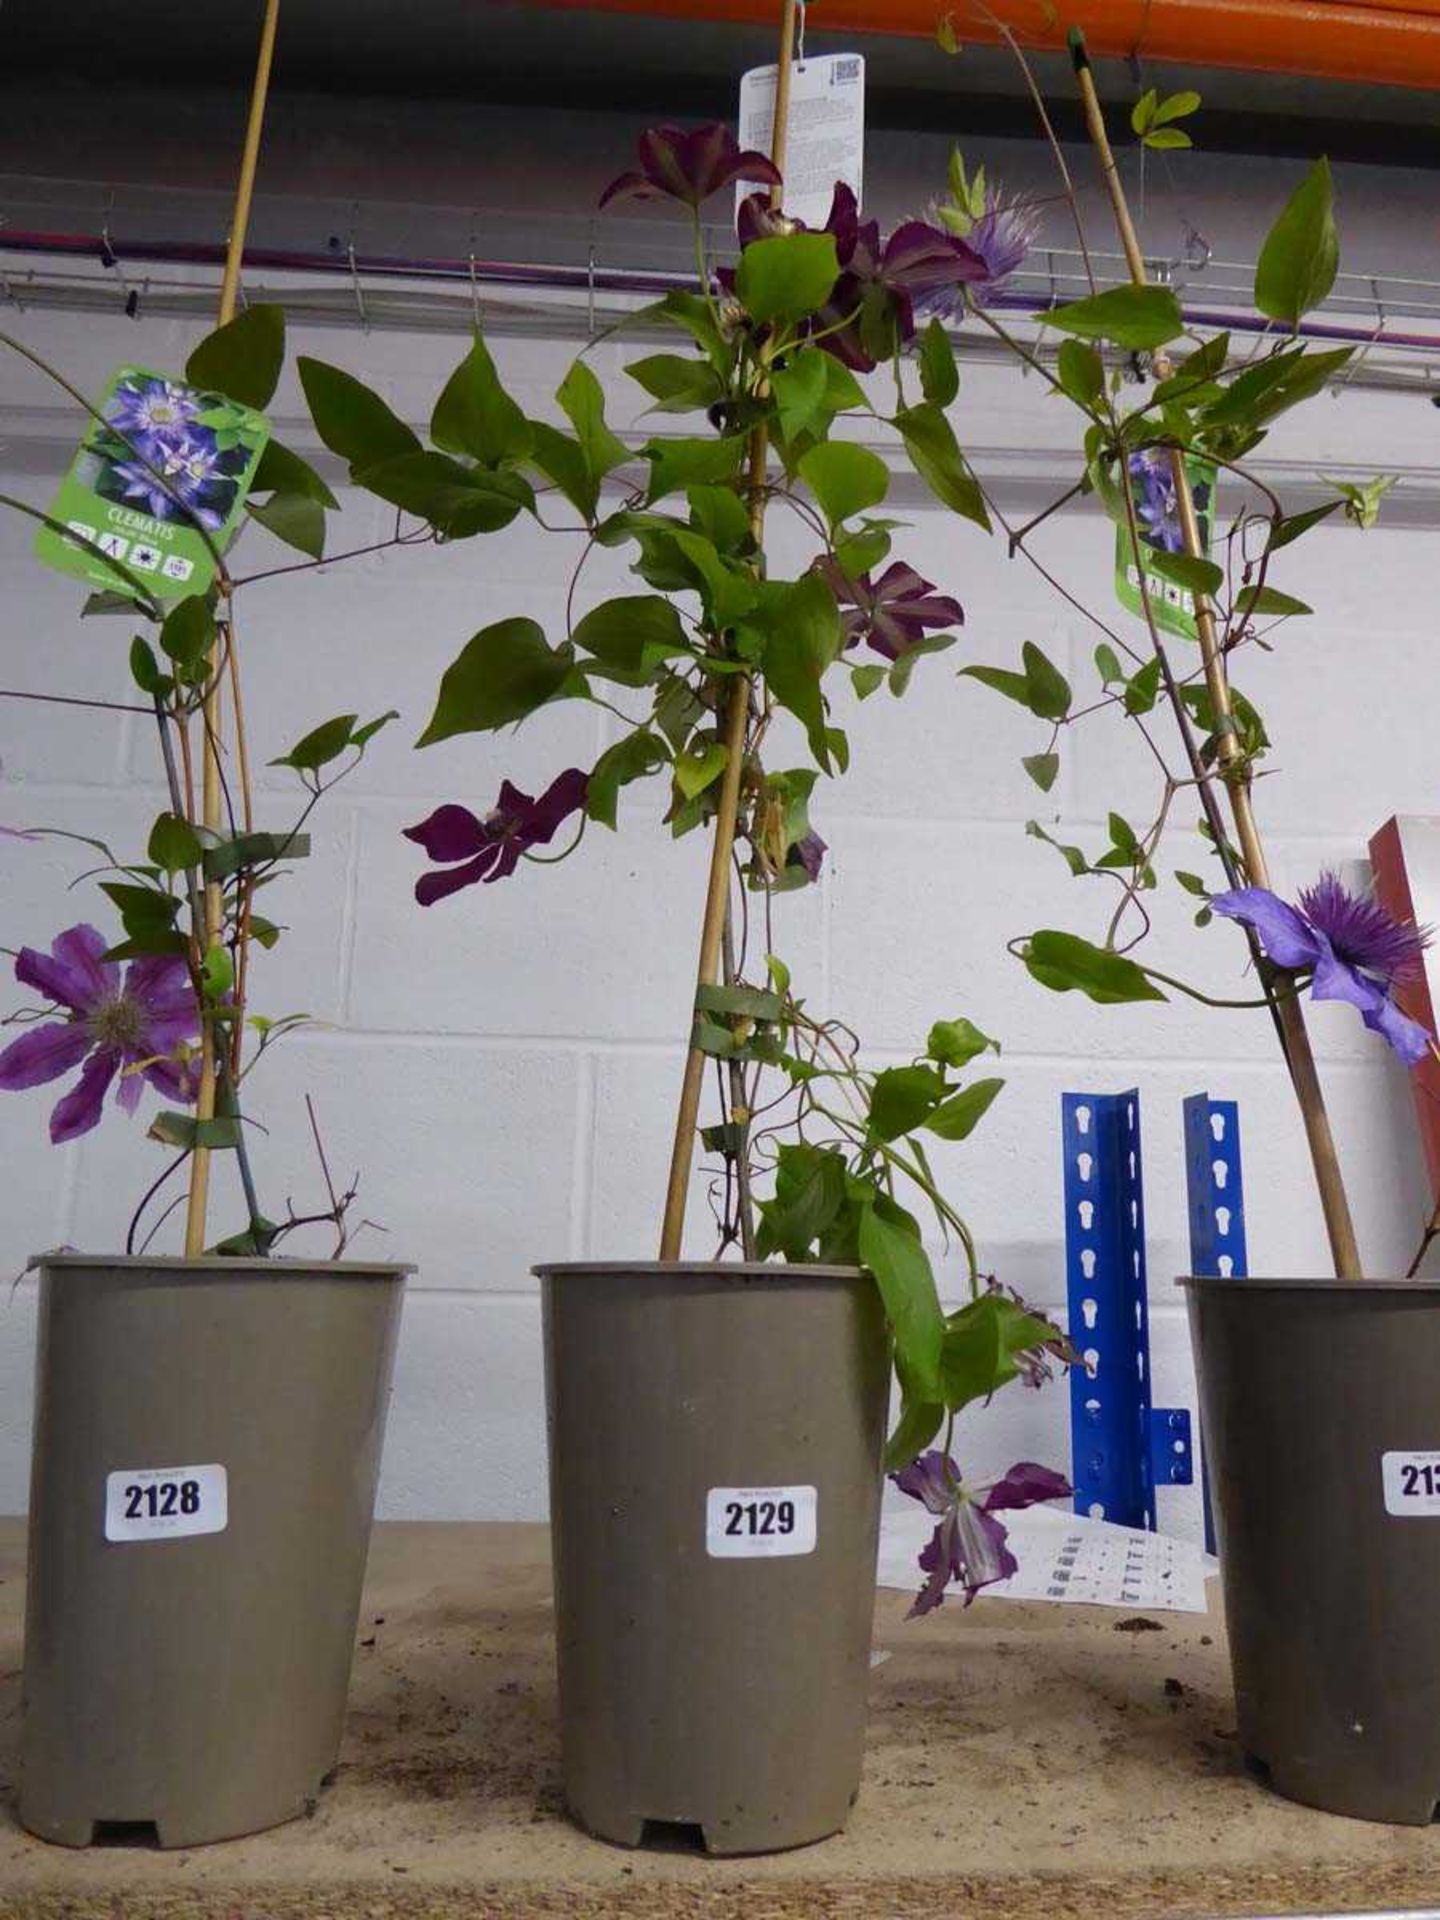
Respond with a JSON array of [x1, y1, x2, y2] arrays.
[[1333, 278, 1387, 395], [795, 0, 807, 70], [345, 205, 369, 330], [98, 189, 136, 314], [467, 227, 483, 332], [1180, 219, 1211, 275], [0, 214, 21, 312]]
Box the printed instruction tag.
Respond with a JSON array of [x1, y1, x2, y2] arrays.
[[34, 364, 270, 606], [736, 53, 865, 229], [706, 1484, 817, 1559], [1382, 1451, 1440, 1515], [104, 1463, 228, 1543]]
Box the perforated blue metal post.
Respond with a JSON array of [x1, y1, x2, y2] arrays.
[[1062, 1090, 1193, 1531], [1184, 1093, 1249, 1552], [1183, 1093, 1248, 1281]]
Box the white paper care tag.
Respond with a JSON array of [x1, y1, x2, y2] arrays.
[[104, 1464, 228, 1543], [1382, 1450, 1440, 1515], [706, 1484, 817, 1558], [736, 53, 865, 229]]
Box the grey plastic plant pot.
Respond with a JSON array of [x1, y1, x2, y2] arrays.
[[19, 1253, 408, 1849], [536, 1260, 889, 1856], [1184, 1271, 1440, 1824]]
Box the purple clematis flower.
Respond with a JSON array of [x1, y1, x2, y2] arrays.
[[600, 123, 781, 211], [1128, 448, 1183, 553], [111, 426, 236, 530], [791, 829, 827, 883], [105, 374, 203, 445], [815, 558, 963, 661], [919, 190, 1040, 314], [893, 1451, 1071, 1617], [986, 1279, 1074, 1388], [0, 923, 198, 1143], [1212, 874, 1433, 1066], [821, 185, 986, 370], [405, 769, 589, 905], [730, 184, 985, 371]]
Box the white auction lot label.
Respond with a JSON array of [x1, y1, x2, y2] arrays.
[[104, 1463, 228, 1543], [706, 1484, 817, 1558], [1382, 1451, 1440, 1516]]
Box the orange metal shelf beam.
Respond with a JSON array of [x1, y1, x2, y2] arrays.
[[532, 0, 1440, 91]]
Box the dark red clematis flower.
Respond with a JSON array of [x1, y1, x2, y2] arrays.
[[815, 558, 964, 661], [404, 769, 588, 906], [600, 123, 781, 211], [809, 184, 987, 372]]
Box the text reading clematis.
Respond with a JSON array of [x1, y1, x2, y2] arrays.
[[0, 924, 198, 1143], [893, 1452, 1071, 1616], [405, 769, 589, 905], [600, 123, 780, 210], [1211, 874, 1433, 1066]]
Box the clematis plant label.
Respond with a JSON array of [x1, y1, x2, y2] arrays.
[[34, 365, 270, 603], [1113, 448, 1217, 642]]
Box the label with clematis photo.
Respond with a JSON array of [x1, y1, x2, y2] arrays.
[[1113, 448, 1218, 643], [34, 364, 270, 604]]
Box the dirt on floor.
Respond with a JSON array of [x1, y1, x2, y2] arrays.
[[2, 1522, 1439, 1919]]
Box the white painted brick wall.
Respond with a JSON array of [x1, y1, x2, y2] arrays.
[[2, 251, 1436, 1545]]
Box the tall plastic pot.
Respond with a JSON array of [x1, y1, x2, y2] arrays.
[[1185, 1272, 1440, 1823], [537, 1260, 889, 1855], [20, 1253, 407, 1848]]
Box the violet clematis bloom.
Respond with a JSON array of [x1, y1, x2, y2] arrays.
[[405, 769, 589, 905], [1211, 874, 1433, 1066], [600, 123, 781, 210], [892, 1451, 1071, 1617], [1128, 449, 1184, 553], [105, 374, 203, 444], [0, 923, 198, 1144], [111, 426, 237, 529], [985, 1279, 1074, 1389], [815, 558, 963, 661], [920, 190, 1040, 313], [791, 829, 827, 883]]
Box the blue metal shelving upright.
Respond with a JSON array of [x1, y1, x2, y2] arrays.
[[1062, 1089, 1193, 1530]]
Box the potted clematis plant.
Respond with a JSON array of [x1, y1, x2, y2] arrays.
[[958, 30, 1440, 1823], [293, 110, 1070, 1852], [0, 307, 409, 1849]]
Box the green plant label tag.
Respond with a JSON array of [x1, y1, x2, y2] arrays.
[[33, 365, 271, 603], [1113, 450, 1217, 642]]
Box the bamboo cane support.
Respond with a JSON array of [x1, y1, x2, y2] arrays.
[[1070, 32, 1361, 1280], [183, 0, 282, 1257], [658, 0, 798, 1261]]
